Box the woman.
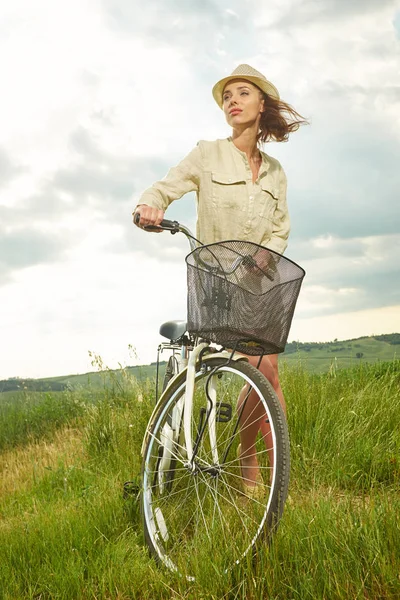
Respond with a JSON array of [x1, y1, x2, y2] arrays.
[[133, 64, 307, 496]]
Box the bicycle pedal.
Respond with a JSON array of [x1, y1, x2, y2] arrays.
[[216, 402, 232, 422]]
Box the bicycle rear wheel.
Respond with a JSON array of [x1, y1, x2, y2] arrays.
[[141, 356, 290, 579]]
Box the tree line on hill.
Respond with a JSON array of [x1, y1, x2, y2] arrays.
[[374, 333, 400, 344], [0, 379, 68, 393], [284, 333, 400, 354]]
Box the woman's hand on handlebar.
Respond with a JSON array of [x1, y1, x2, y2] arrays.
[[243, 248, 276, 279], [133, 205, 165, 231]]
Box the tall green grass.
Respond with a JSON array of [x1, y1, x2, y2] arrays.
[[284, 360, 400, 491], [0, 390, 89, 452], [0, 360, 399, 599]]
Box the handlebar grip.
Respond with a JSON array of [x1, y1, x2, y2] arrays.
[[134, 212, 179, 232]]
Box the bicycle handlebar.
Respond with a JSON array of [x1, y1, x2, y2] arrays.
[[134, 212, 198, 252], [134, 212, 275, 279]]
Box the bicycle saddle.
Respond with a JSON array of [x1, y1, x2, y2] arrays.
[[159, 320, 187, 341]]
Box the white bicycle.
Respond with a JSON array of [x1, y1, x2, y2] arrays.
[[135, 216, 305, 579]]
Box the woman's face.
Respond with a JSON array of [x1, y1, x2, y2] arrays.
[[222, 79, 264, 129]]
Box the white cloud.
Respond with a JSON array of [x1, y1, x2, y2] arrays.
[[313, 235, 335, 250]]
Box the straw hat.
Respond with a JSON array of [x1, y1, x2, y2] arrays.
[[212, 64, 280, 108]]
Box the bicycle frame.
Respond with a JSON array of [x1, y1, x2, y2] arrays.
[[141, 345, 247, 459]]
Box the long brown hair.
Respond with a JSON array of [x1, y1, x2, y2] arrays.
[[258, 92, 308, 143]]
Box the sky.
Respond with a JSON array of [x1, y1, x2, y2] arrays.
[[1, 0, 400, 379]]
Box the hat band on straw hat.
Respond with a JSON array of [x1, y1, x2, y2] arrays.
[[212, 64, 280, 108]]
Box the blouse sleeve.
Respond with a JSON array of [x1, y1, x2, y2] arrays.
[[263, 167, 290, 254], [135, 144, 202, 211]]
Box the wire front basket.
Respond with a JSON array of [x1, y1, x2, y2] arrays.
[[186, 240, 306, 355]]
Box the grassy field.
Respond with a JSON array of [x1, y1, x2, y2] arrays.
[[0, 359, 399, 599]]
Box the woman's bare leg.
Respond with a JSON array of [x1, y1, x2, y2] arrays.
[[237, 354, 285, 485]]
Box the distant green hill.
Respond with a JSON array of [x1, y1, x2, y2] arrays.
[[1, 334, 399, 392], [0, 362, 164, 394], [281, 333, 400, 374]]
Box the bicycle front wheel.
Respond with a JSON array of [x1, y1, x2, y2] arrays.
[[141, 356, 290, 579]]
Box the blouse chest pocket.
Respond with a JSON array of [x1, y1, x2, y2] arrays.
[[211, 171, 246, 211], [258, 183, 279, 221]]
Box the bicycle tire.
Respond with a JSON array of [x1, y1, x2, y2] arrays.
[[141, 356, 290, 579], [162, 354, 179, 394], [160, 354, 181, 493]]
